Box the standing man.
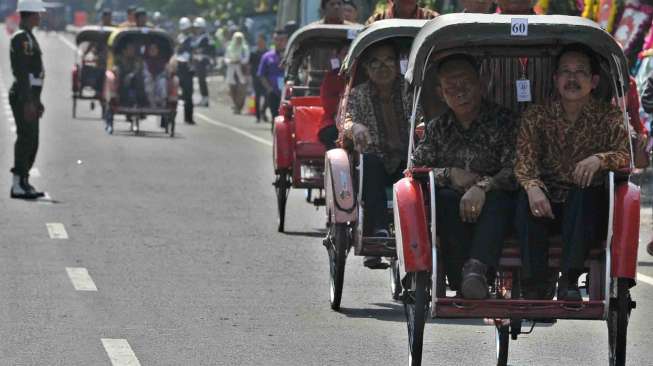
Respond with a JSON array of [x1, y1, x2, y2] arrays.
[[257, 30, 287, 120], [366, 0, 438, 24], [192, 17, 215, 107], [176, 17, 195, 124], [514, 45, 630, 301], [250, 34, 269, 123], [118, 5, 137, 28], [9, 0, 47, 199]]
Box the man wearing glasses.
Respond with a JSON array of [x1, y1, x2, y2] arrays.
[[514, 44, 630, 301]]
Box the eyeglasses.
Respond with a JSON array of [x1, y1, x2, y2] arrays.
[[557, 68, 592, 79], [368, 57, 396, 70]]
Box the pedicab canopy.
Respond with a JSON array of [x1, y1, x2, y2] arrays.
[[405, 14, 629, 92], [75, 25, 116, 45], [282, 23, 365, 67], [341, 19, 429, 76], [107, 27, 175, 61]]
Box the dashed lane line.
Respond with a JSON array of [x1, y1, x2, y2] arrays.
[[65, 267, 98, 291], [638, 272, 653, 286], [46, 223, 68, 239], [101, 339, 142, 366], [195, 112, 272, 147]]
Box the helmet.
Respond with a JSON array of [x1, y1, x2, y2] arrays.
[[193, 17, 206, 29], [17, 0, 46, 12], [179, 17, 191, 31]]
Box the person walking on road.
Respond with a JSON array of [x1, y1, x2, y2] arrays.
[[176, 17, 195, 124], [191, 17, 215, 108], [225, 32, 250, 114], [9, 0, 47, 199], [257, 30, 287, 121], [250, 34, 269, 123]]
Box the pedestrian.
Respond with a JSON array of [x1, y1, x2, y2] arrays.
[[257, 29, 287, 121], [343, 0, 359, 23], [250, 34, 269, 123], [192, 17, 215, 107], [100, 8, 114, 27], [118, 5, 137, 28], [225, 32, 250, 114], [9, 0, 47, 199], [366, 0, 438, 25], [176, 17, 195, 124], [134, 8, 151, 28], [314, 0, 352, 25]]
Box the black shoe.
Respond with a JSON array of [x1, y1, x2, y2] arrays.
[[185, 120, 196, 125], [364, 256, 385, 269], [557, 275, 582, 302], [21, 177, 44, 198], [461, 259, 489, 299]]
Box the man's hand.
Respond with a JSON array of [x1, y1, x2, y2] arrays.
[[450, 168, 480, 191], [23, 102, 38, 122], [352, 124, 370, 152], [526, 186, 554, 218], [573, 155, 601, 187], [459, 185, 485, 223]]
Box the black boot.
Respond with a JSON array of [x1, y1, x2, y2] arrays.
[[461, 259, 489, 299], [557, 273, 582, 302], [21, 176, 44, 198]]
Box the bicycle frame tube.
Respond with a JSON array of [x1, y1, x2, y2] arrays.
[[430, 170, 438, 317], [356, 153, 364, 248], [407, 86, 422, 170], [603, 172, 614, 320]]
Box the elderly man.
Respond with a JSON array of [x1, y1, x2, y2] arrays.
[[412, 55, 517, 299], [341, 42, 411, 268], [515, 44, 630, 301], [366, 0, 438, 24]]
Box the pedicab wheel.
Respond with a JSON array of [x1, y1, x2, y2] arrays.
[[389, 258, 402, 301], [404, 271, 429, 366], [328, 223, 348, 311], [274, 170, 290, 232], [495, 324, 509, 366], [608, 278, 633, 366], [72, 96, 77, 118]]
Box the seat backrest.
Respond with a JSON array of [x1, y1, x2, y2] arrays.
[[294, 105, 324, 144]]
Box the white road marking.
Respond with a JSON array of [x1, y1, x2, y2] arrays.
[[195, 112, 272, 147], [638, 272, 653, 286], [65, 267, 98, 291], [29, 168, 41, 178], [101, 339, 142, 366], [57, 34, 77, 51], [46, 223, 68, 239]]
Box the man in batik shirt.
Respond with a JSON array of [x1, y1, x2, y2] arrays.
[[365, 0, 438, 25], [412, 55, 517, 299], [515, 44, 630, 301]]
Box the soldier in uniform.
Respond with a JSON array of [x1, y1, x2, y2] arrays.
[[9, 0, 47, 199], [176, 17, 195, 124]]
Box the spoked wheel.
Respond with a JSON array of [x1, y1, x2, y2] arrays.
[[389, 258, 402, 301], [274, 170, 291, 232], [327, 222, 349, 311], [608, 278, 634, 366], [495, 323, 509, 366], [404, 271, 430, 366]]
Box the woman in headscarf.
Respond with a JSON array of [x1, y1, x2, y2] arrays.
[[225, 32, 250, 114]]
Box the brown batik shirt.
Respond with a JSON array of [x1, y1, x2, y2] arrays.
[[514, 99, 630, 202], [412, 101, 518, 192]]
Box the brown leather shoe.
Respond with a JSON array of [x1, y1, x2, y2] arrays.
[[461, 259, 489, 299]]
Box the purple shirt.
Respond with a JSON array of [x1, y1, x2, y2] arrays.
[[257, 49, 284, 95]]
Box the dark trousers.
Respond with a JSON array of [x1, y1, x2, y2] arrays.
[[253, 80, 267, 121], [436, 188, 515, 290], [318, 125, 338, 150], [9, 87, 39, 177], [195, 60, 209, 97], [267, 91, 281, 119], [515, 187, 607, 281], [362, 154, 404, 235], [178, 63, 194, 122]]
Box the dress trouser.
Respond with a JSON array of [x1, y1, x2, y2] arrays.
[[267, 91, 281, 119], [178, 63, 194, 122], [253, 79, 267, 121], [9, 85, 39, 178], [196, 60, 209, 97], [361, 154, 404, 236], [514, 187, 607, 281], [436, 188, 514, 290]]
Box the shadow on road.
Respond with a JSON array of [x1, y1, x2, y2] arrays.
[[111, 130, 183, 139], [638, 261, 653, 267], [339, 302, 405, 322], [282, 229, 326, 238]]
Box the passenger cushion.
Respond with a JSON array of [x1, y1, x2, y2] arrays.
[[294, 105, 325, 158]]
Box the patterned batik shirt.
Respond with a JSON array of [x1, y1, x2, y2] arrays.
[[514, 99, 630, 203], [341, 79, 412, 173], [412, 101, 518, 192]]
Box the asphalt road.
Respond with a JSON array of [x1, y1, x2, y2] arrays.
[[0, 30, 651, 366]]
